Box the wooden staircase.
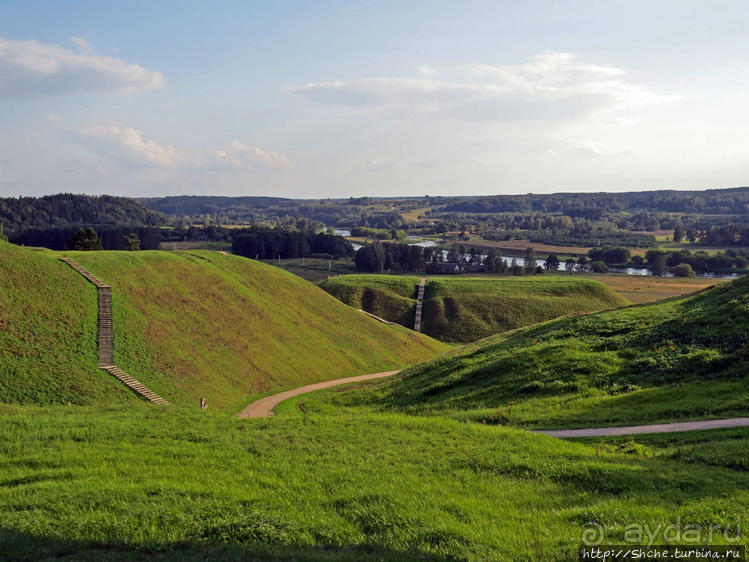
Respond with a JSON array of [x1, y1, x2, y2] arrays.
[[414, 278, 426, 332], [60, 257, 169, 405], [101, 365, 169, 405]]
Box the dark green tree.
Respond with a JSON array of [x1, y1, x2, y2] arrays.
[[673, 226, 686, 243], [124, 233, 141, 251], [544, 254, 560, 270], [524, 247, 536, 273], [671, 263, 696, 277], [67, 228, 103, 251], [651, 253, 668, 276]]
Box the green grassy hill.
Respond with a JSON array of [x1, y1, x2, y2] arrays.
[[352, 275, 749, 427], [321, 274, 628, 342], [421, 277, 628, 342], [0, 242, 133, 404], [0, 242, 446, 409], [320, 275, 421, 327]]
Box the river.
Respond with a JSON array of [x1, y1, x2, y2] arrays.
[[330, 229, 739, 279]]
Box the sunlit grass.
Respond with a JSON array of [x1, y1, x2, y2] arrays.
[[0, 404, 746, 560]]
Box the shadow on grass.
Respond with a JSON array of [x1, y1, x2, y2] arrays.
[[0, 529, 460, 562]]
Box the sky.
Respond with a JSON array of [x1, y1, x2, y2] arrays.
[[1, 0, 749, 199]]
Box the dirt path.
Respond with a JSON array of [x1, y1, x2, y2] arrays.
[[238, 374, 749, 435], [535, 418, 749, 438], [237, 370, 401, 418]]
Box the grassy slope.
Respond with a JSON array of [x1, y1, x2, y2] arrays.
[[0, 241, 131, 405], [345, 275, 749, 427], [322, 274, 628, 342], [0, 403, 746, 561], [421, 277, 628, 342], [65, 250, 446, 410], [319, 275, 421, 327]]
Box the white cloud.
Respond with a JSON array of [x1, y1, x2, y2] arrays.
[[286, 51, 676, 121], [80, 124, 289, 172], [83, 125, 179, 166], [47, 113, 61, 121], [0, 36, 165, 98], [209, 141, 291, 169], [417, 65, 436, 75], [70, 36, 92, 55]]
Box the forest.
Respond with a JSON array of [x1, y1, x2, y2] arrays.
[[231, 229, 353, 260], [438, 187, 749, 214], [0, 194, 170, 234]]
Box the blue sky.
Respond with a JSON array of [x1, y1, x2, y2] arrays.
[[1, 0, 749, 198]]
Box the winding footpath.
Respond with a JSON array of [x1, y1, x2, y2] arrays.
[[237, 370, 400, 418], [238, 371, 749, 438], [534, 417, 749, 438]]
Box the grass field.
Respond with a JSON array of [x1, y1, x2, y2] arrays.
[[573, 426, 749, 471], [458, 236, 593, 257], [323, 275, 628, 343], [583, 274, 723, 304], [0, 242, 446, 410], [331, 274, 749, 428], [1, 403, 746, 561]]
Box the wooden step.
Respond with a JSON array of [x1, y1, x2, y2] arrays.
[[61, 258, 169, 407], [102, 366, 170, 405]]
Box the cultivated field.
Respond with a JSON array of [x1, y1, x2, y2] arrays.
[[457, 236, 593, 257], [584, 274, 724, 303]]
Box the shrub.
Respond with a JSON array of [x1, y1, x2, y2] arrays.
[[671, 263, 696, 278]]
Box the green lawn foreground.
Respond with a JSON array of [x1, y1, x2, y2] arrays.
[[0, 403, 746, 561]]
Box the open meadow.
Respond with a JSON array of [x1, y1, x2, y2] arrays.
[[0, 241, 747, 560]]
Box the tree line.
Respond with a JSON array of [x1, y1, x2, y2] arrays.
[[11, 226, 163, 251], [586, 245, 749, 275], [231, 229, 353, 260], [439, 187, 749, 215], [0, 194, 170, 235], [354, 242, 555, 275]]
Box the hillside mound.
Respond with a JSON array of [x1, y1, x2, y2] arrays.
[[0, 241, 131, 404], [320, 275, 421, 327], [321, 275, 628, 342], [0, 243, 446, 408], [374, 275, 749, 426]]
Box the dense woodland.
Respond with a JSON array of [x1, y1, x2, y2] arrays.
[[0, 194, 170, 234], [231, 229, 353, 260], [140, 195, 409, 229], [438, 187, 749, 214], [12, 226, 164, 251]]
